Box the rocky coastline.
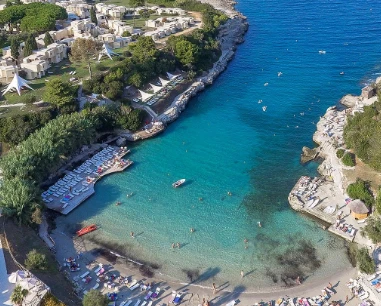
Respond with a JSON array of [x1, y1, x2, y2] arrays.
[[125, 1, 248, 141], [289, 80, 381, 245]]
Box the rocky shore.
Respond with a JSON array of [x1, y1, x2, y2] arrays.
[[288, 81, 381, 246], [126, 1, 248, 141]]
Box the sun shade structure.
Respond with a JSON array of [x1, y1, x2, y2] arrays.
[[150, 83, 162, 93], [2, 73, 34, 96], [138, 90, 154, 102], [159, 77, 170, 86], [166, 72, 178, 80], [348, 199, 369, 220], [98, 44, 118, 61], [8, 270, 28, 284]]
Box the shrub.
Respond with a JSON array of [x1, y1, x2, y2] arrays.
[[41, 293, 65, 306], [82, 290, 108, 306], [95, 62, 107, 71], [376, 186, 381, 214], [336, 149, 345, 158], [25, 249, 47, 270], [347, 178, 374, 208], [21, 93, 37, 104], [362, 217, 381, 243], [342, 152, 356, 167], [346, 242, 357, 267], [356, 247, 375, 274]]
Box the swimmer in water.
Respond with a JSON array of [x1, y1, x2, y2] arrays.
[[227, 191, 232, 196], [244, 238, 248, 243], [199, 197, 203, 201], [257, 221, 262, 228], [130, 232, 134, 238], [116, 201, 121, 206], [190, 228, 195, 233]]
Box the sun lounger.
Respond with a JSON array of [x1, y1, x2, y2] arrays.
[[147, 302, 152, 306], [130, 282, 140, 291], [141, 302, 147, 306], [94, 264, 103, 274], [288, 298, 296, 306], [96, 268, 105, 276], [150, 287, 160, 299], [144, 291, 153, 300], [127, 279, 137, 288], [133, 300, 141, 306], [173, 293, 182, 305], [92, 283, 99, 290], [226, 301, 236, 306]]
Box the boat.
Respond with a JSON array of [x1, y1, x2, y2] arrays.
[[262, 106, 267, 112], [264, 82, 269, 86], [340, 71, 344, 75], [172, 179, 185, 188], [77, 224, 97, 237], [319, 50, 326, 54], [277, 72, 282, 77]]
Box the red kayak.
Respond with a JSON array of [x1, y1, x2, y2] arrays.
[[77, 224, 97, 237]]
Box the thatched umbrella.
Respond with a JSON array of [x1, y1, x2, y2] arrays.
[[348, 199, 369, 220]]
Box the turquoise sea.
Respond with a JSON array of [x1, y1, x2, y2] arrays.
[[58, 0, 381, 290]]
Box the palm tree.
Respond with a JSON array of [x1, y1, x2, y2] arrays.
[[11, 285, 28, 306]]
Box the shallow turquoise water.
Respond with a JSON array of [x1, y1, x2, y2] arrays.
[[59, 0, 381, 289]]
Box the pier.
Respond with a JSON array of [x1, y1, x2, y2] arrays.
[[43, 146, 133, 215]]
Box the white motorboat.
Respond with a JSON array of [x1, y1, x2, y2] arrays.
[[319, 50, 326, 54], [172, 179, 185, 188], [262, 106, 267, 112]]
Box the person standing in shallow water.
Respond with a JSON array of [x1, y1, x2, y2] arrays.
[[212, 282, 216, 294], [240, 270, 244, 278]]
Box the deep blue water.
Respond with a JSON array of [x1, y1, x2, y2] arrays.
[[58, 0, 381, 289]]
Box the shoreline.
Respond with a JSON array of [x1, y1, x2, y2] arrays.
[[123, 2, 249, 141], [44, 1, 361, 304], [288, 79, 381, 246]]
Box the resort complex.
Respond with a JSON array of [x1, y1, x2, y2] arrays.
[[1, 0, 381, 306]]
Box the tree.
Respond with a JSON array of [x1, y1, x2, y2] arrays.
[[121, 30, 131, 37], [356, 247, 376, 274], [130, 0, 144, 7], [10, 37, 19, 59], [70, 38, 102, 78], [25, 249, 47, 270], [376, 187, 381, 214], [362, 217, 381, 243], [11, 285, 28, 306], [44, 31, 54, 47], [41, 293, 65, 306], [29, 33, 37, 50], [90, 6, 97, 25], [347, 178, 374, 208], [174, 39, 200, 67], [43, 78, 77, 111], [23, 35, 34, 57], [0, 178, 41, 225], [82, 290, 108, 306]]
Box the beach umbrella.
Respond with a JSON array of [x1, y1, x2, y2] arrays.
[[8, 270, 27, 284]]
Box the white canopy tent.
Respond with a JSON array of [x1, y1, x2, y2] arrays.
[[2, 74, 34, 96], [166, 72, 179, 80], [8, 270, 28, 284], [138, 90, 154, 102], [149, 83, 162, 93], [98, 44, 118, 61], [159, 77, 170, 86]]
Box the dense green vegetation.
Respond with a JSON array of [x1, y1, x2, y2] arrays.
[[0, 3, 67, 33], [342, 152, 356, 167], [42, 79, 78, 114], [82, 290, 108, 306], [0, 108, 56, 145], [11, 285, 28, 306], [356, 247, 376, 274], [362, 217, 381, 243], [376, 186, 381, 214], [344, 96, 381, 171], [336, 148, 345, 158], [346, 178, 374, 208], [25, 249, 47, 270]]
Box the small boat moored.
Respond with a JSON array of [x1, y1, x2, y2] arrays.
[[77, 224, 97, 237], [172, 179, 186, 188]]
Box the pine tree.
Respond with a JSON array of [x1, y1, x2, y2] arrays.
[[90, 6, 97, 25], [44, 32, 54, 47], [29, 34, 37, 51], [23, 37, 33, 57], [10, 38, 19, 59]]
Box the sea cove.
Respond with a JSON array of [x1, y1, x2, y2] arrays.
[[55, 0, 381, 292]]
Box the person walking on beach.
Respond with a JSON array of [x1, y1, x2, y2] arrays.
[[240, 270, 244, 278], [177, 242, 181, 248], [345, 295, 349, 304], [171, 243, 175, 249], [212, 282, 216, 294], [296, 276, 301, 285]]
